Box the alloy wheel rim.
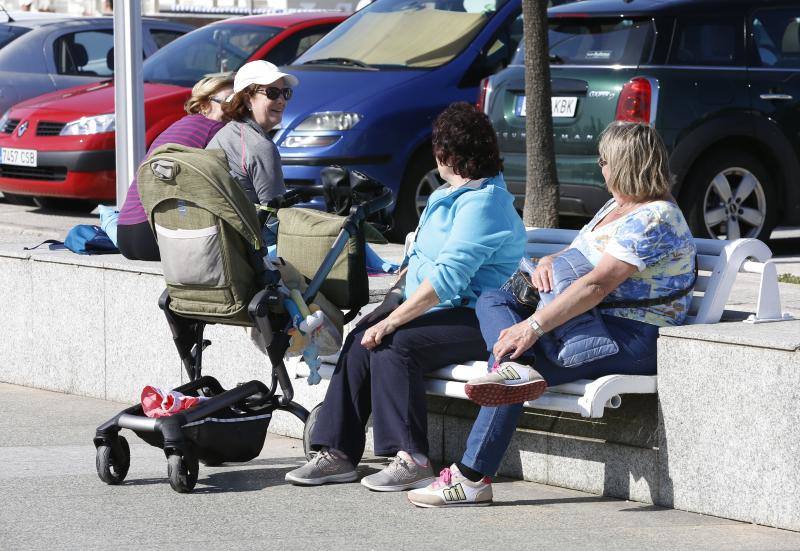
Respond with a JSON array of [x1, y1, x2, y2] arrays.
[[702, 167, 767, 240]]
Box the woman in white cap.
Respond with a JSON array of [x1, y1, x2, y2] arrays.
[[207, 60, 299, 205]]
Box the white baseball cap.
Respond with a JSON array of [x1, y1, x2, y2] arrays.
[[232, 60, 299, 93]]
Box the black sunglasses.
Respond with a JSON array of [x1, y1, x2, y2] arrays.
[[255, 86, 293, 101]]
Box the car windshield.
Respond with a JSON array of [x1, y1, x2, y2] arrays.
[[512, 18, 655, 66], [294, 0, 508, 69], [143, 23, 281, 87], [0, 24, 30, 49]]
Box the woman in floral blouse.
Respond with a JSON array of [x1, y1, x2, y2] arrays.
[[407, 120, 697, 508]]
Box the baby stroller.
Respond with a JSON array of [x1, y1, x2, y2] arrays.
[[93, 145, 392, 493]]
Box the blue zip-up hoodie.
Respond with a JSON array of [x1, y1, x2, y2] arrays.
[[404, 173, 526, 309]]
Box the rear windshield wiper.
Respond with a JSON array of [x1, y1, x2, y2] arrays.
[[302, 57, 376, 69]]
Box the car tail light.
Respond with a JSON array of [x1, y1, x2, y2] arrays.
[[615, 77, 652, 123], [476, 77, 492, 114]]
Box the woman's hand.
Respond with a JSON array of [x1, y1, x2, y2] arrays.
[[530, 255, 555, 293], [493, 319, 539, 360], [361, 316, 399, 350]]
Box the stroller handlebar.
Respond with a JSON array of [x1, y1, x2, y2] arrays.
[[356, 187, 394, 219]]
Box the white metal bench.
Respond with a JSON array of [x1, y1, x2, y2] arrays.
[[295, 228, 792, 418]]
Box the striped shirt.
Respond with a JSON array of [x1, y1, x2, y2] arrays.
[[118, 114, 225, 226]]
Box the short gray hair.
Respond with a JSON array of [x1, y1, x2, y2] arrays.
[[598, 121, 672, 199]]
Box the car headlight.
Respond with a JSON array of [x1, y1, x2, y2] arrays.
[[59, 114, 115, 136], [0, 110, 10, 131], [282, 135, 341, 148], [295, 112, 362, 131]]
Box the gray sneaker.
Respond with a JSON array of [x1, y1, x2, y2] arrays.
[[285, 449, 358, 486], [464, 361, 547, 407], [360, 451, 435, 492]]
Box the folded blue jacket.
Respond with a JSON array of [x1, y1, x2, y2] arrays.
[[534, 248, 619, 368]]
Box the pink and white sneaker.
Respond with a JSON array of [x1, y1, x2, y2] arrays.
[[407, 464, 492, 508], [464, 360, 547, 407]]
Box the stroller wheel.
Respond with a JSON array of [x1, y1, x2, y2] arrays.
[[167, 453, 199, 493], [303, 403, 323, 461], [96, 436, 130, 485]]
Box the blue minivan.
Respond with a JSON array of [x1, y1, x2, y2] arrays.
[[279, 0, 523, 236]]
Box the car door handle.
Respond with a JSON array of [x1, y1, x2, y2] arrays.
[[760, 93, 793, 101]]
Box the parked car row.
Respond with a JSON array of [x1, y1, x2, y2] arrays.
[[0, 12, 344, 210], [2, 0, 797, 241]]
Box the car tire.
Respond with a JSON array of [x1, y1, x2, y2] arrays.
[[2, 193, 35, 206], [680, 151, 777, 241], [388, 153, 441, 242], [33, 197, 98, 213]]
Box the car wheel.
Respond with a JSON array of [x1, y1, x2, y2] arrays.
[[33, 197, 97, 212], [1, 193, 35, 206], [389, 155, 441, 241], [681, 151, 777, 241]]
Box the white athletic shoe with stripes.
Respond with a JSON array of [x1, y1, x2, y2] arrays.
[[464, 360, 547, 407], [407, 464, 492, 508]]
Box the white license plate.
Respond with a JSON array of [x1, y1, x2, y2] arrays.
[[516, 96, 579, 118], [0, 147, 37, 167]]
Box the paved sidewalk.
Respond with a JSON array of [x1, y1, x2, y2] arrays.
[[1, 383, 799, 551]]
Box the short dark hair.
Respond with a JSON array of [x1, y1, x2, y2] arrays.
[[431, 102, 502, 180]]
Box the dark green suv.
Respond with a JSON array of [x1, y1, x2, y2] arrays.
[[484, 0, 800, 240]]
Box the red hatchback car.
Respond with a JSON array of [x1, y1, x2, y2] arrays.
[[0, 12, 346, 208]]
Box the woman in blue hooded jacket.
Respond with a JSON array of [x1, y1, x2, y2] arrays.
[[285, 102, 527, 491]]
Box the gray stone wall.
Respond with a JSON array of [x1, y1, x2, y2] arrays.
[[657, 323, 800, 531], [3, 247, 800, 531]]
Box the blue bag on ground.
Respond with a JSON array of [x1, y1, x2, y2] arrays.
[[535, 248, 619, 368], [64, 225, 119, 255]]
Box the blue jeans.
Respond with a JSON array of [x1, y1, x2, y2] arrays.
[[461, 289, 660, 476]]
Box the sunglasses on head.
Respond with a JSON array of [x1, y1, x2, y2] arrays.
[[255, 86, 293, 101]]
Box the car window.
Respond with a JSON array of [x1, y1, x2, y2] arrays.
[[514, 18, 654, 66], [670, 17, 743, 66], [265, 25, 337, 67], [295, 0, 511, 69], [150, 29, 185, 50], [464, 12, 522, 84], [143, 23, 281, 87], [0, 24, 30, 49], [53, 30, 114, 77], [751, 8, 800, 69]]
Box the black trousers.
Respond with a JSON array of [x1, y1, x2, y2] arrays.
[[311, 307, 487, 464], [117, 221, 160, 261]]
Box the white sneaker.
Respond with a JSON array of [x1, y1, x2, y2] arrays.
[[464, 361, 546, 407], [407, 464, 492, 508]]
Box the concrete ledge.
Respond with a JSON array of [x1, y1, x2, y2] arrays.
[[656, 321, 800, 531], [2, 244, 800, 531]]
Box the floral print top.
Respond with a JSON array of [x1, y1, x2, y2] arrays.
[[569, 199, 697, 326]]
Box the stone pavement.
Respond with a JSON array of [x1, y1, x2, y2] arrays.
[[1, 383, 799, 551]]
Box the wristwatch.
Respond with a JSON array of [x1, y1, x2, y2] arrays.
[[527, 316, 545, 337]]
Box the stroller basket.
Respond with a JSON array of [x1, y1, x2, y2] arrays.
[[133, 407, 271, 465]]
